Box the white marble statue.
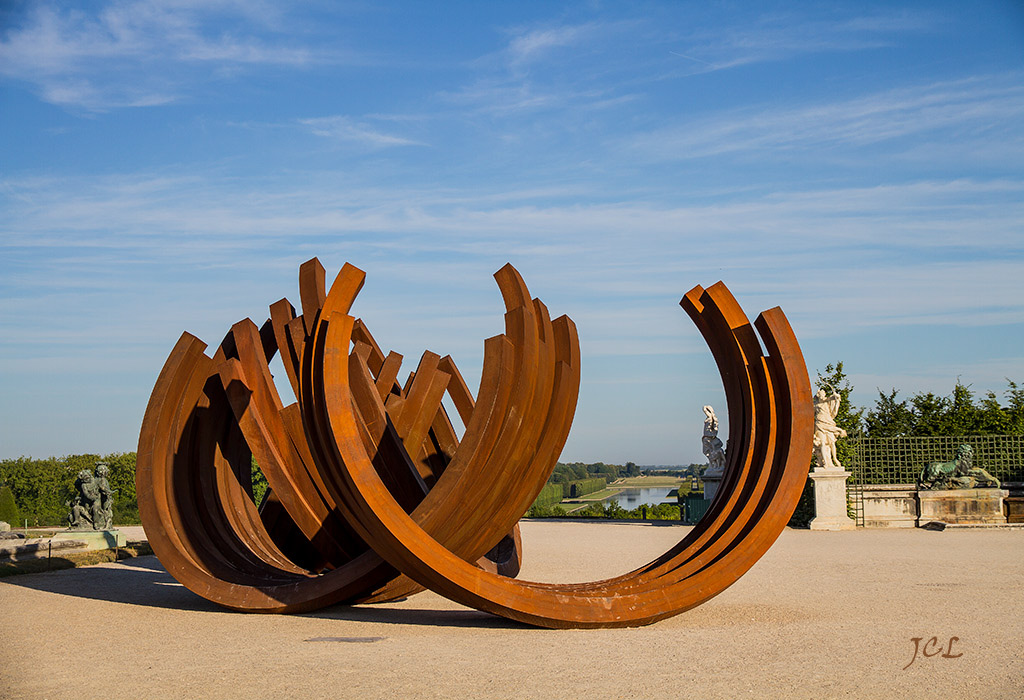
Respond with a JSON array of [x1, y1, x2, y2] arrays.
[[702, 405, 726, 475], [813, 389, 847, 471]]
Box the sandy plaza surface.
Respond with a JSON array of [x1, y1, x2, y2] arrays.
[[1, 520, 1021, 700]]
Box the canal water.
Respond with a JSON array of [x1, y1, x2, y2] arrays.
[[608, 487, 676, 509]]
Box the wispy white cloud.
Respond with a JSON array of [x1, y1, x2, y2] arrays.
[[506, 23, 598, 67], [3, 166, 1022, 460], [3, 172, 1022, 343], [673, 8, 941, 73], [38, 79, 176, 110], [299, 116, 425, 148], [629, 74, 1024, 160], [442, 20, 641, 116], [0, 1, 345, 110]]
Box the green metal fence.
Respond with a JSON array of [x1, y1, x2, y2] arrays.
[[680, 493, 710, 524], [847, 481, 864, 528], [846, 435, 1024, 486]]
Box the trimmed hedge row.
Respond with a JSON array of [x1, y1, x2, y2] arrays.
[[531, 482, 564, 509], [568, 477, 606, 498]]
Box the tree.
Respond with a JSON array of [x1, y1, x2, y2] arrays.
[[976, 390, 1010, 434], [251, 456, 269, 506], [1001, 380, 1024, 435], [106, 452, 139, 523], [941, 381, 981, 435], [864, 379, 1024, 438], [865, 389, 915, 437], [908, 392, 949, 436], [0, 485, 20, 525]]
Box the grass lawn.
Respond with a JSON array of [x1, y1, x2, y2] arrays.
[[611, 476, 687, 487]]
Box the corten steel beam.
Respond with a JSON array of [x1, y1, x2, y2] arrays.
[[138, 259, 812, 627]]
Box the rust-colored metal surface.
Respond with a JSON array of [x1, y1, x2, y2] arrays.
[[137, 259, 812, 627]]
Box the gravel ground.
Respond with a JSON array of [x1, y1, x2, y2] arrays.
[[1, 522, 1021, 700]]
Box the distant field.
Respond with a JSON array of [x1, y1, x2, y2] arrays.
[[613, 476, 686, 487], [572, 487, 622, 501]]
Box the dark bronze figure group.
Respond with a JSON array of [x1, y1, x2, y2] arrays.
[[68, 462, 115, 531]]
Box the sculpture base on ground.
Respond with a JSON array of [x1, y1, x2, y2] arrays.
[[51, 529, 126, 551], [1006, 496, 1024, 524], [809, 469, 856, 531], [861, 484, 918, 528], [917, 489, 1008, 526], [702, 472, 723, 502]]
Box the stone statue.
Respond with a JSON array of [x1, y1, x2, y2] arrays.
[[67, 462, 116, 530], [918, 444, 1000, 490], [812, 389, 847, 470], [702, 405, 726, 476]]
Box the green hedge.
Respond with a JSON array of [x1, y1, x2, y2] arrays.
[[569, 477, 606, 498], [0, 453, 139, 527], [531, 482, 563, 509]]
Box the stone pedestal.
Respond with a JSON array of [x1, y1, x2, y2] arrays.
[[1006, 497, 1024, 524], [862, 484, 918, 528], [917, 489, 1007, 526], [702, 471, 723, 502], [809, 469, 856, 531], [51, 529, 126, 551]]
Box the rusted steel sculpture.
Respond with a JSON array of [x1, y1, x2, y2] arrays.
[[138, 259, 812, 628]]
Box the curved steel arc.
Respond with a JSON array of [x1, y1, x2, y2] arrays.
[[307, 274, 811, 628]]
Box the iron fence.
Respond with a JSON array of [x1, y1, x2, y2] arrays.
[[847, 481, 865, 527], [846, 435, 1024, 487]]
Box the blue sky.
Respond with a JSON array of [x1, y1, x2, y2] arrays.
[[1, 1, 1023, 464]]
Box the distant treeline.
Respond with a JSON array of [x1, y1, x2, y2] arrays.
[[641, 465, 704, 478], [859, 379, 1024, 438], [0, 453, 139, 527], [528, 501, 681, 521], [815, 364, 1024, 445]]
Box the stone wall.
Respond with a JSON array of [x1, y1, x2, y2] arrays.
[[860, 483, 1018, 527]]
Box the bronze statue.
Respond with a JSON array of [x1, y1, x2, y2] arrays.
[[918, 444, 1000, 490], [67, 462, 116, 530], [93, 463, 115, 529]]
